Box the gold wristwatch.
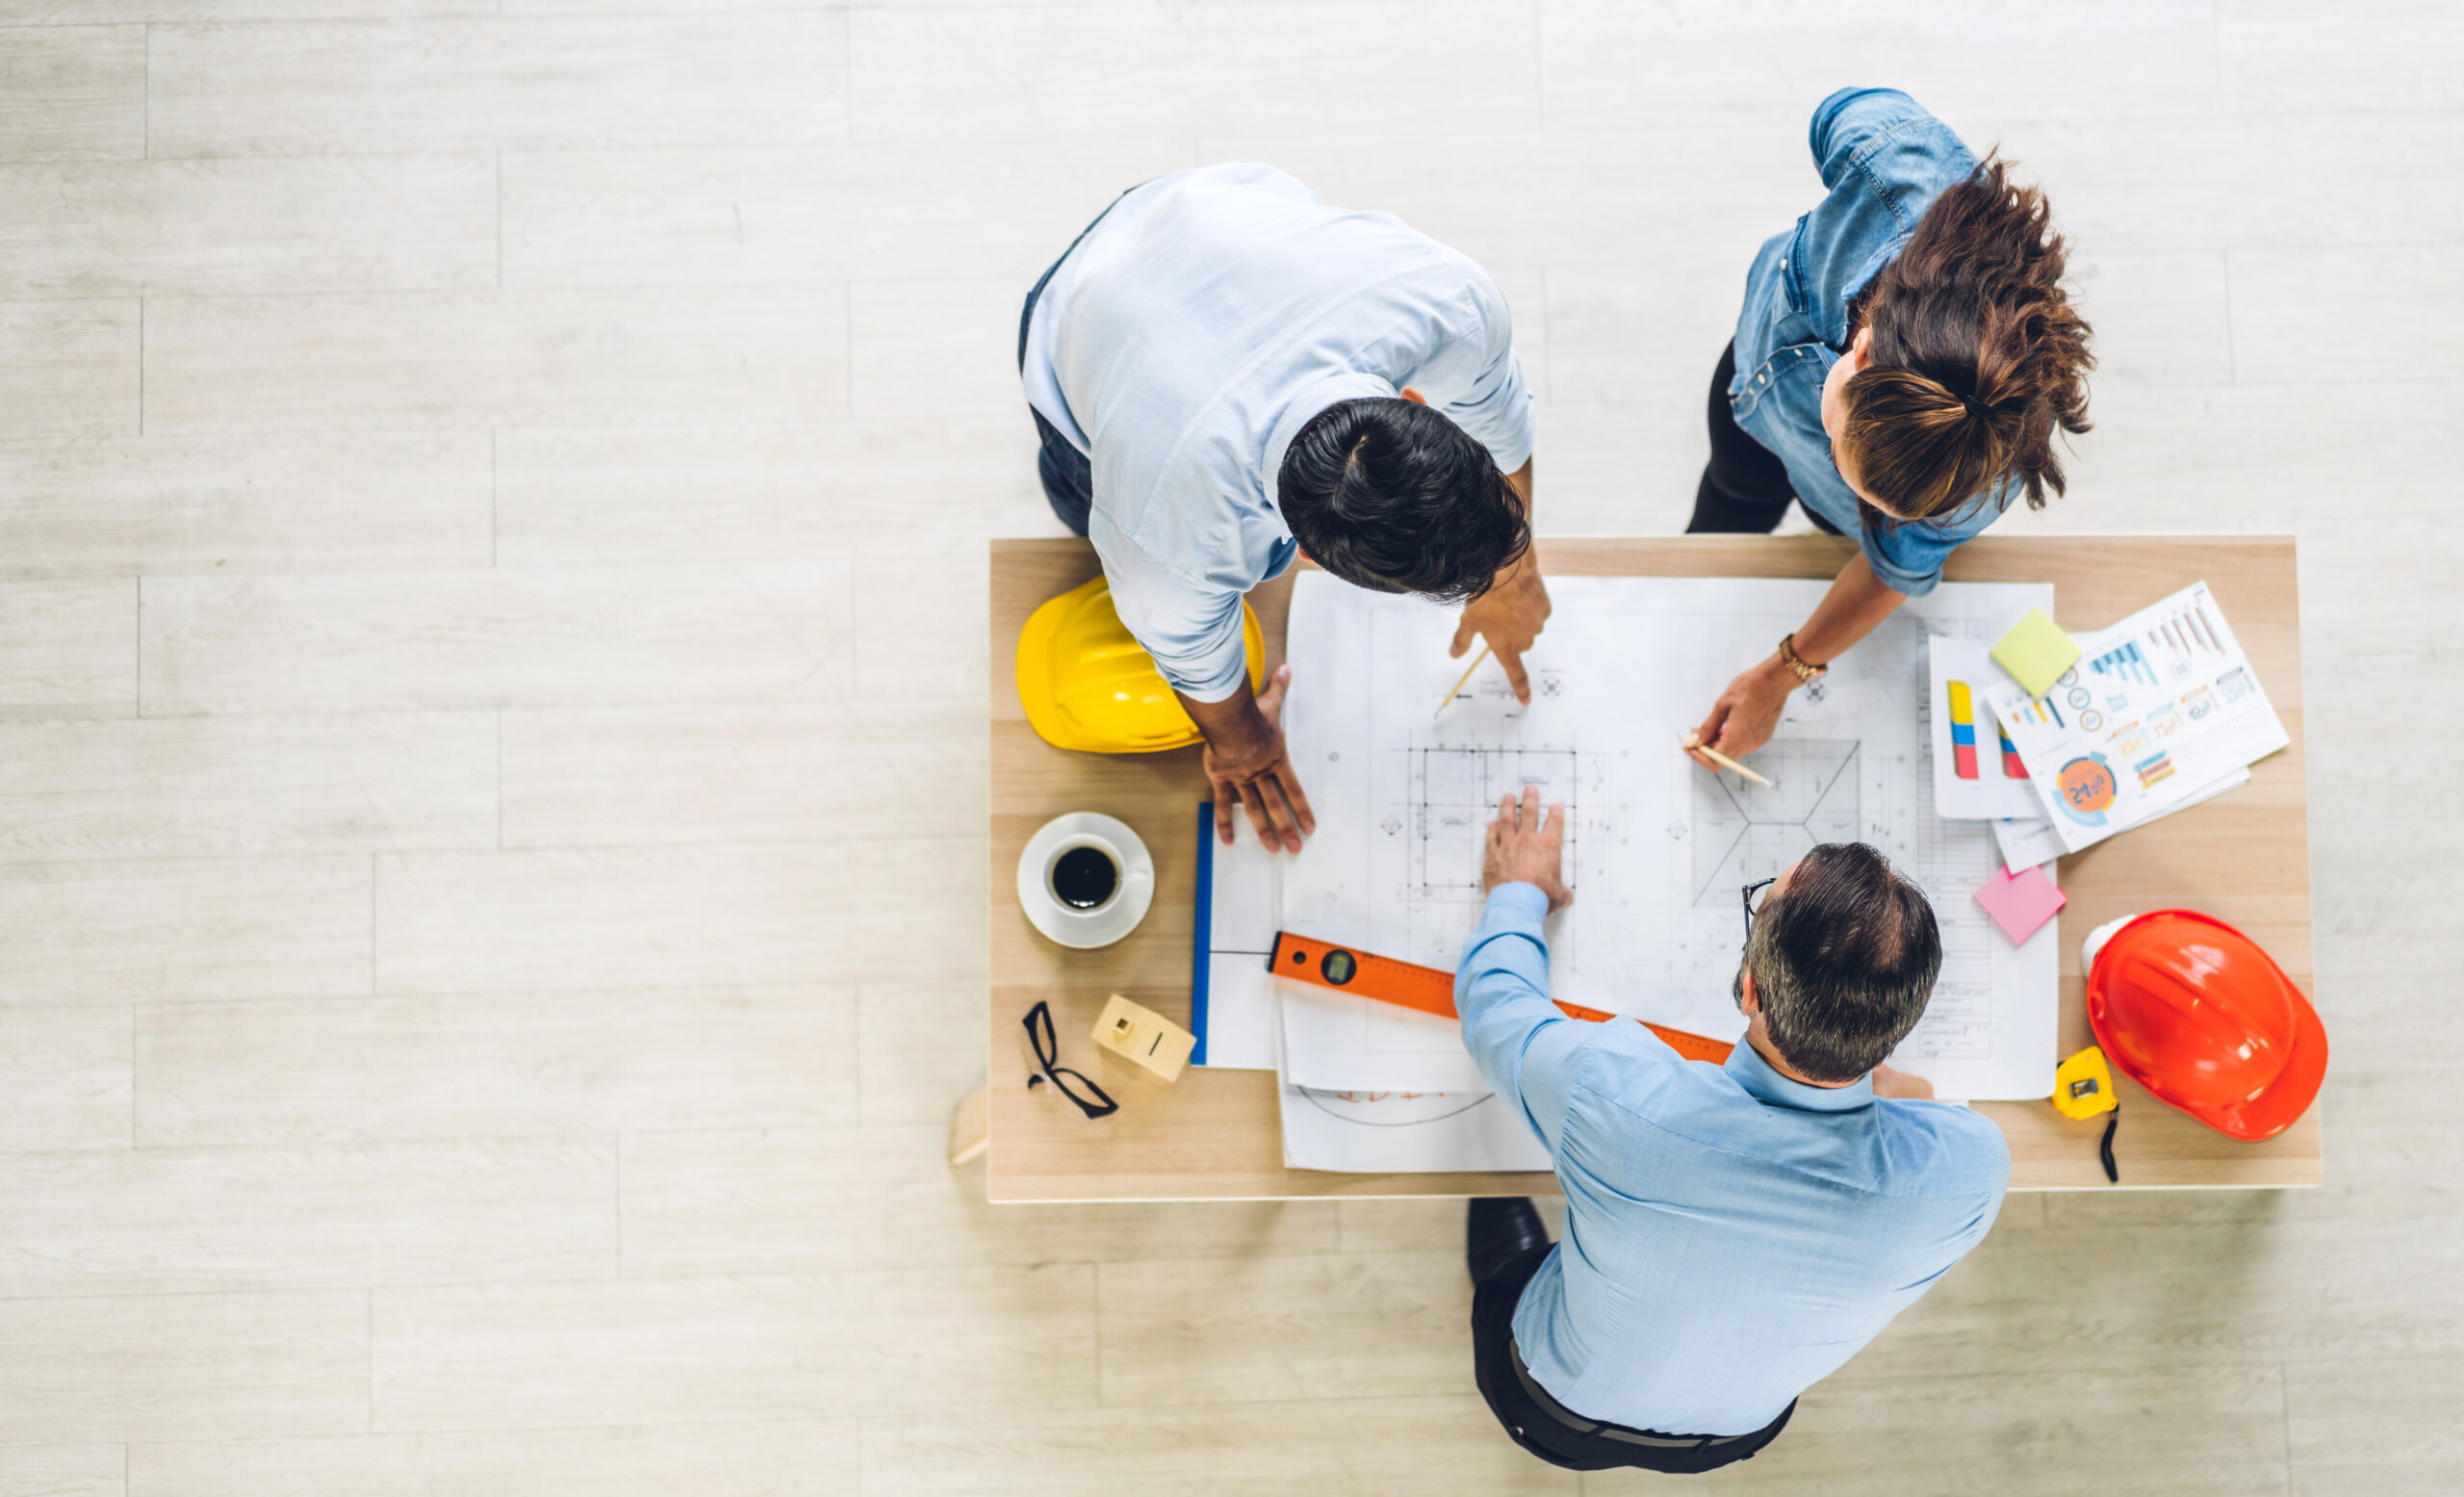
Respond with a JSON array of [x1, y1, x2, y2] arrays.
[[1776, 632, 1827, 685]]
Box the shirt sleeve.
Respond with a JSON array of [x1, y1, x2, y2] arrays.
[[1856, 481, 2013, 598], [1890, 1101, 2014, 1286], [1453, 883, 1584, 1149], [1095, 539, 1251, 703], [1413, 260, 1536, 474], [1799, 89, 1978, 307], [1809, 88, 1943, 192]]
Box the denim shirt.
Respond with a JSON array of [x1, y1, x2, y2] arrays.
[[1731, 88, 2011, 597]]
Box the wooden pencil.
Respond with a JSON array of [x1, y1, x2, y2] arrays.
[[1432, 645, 1493, 721], [1682, 733, 1771, 786]]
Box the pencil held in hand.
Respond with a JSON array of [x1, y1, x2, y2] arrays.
[[1682, 731, 1770, 786], [1434, 644, 1494, 721]]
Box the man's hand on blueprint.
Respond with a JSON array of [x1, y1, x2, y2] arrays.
[[1198, 663, 1316, 853], [1480, 787, 1573, 912], [1451, 554, 1552, 705]]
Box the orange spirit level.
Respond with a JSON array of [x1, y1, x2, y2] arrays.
[[1269, 931, 1735, 1066]]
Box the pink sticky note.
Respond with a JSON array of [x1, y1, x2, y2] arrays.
[[1974, 865, 2066, 945]]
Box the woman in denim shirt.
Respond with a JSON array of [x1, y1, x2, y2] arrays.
[[1685, 88, 2094, 765]]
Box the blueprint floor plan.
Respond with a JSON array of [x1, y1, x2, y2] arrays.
[[1281, 573, 2061, 1101]]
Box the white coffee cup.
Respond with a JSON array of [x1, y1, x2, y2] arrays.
[[1044, 834, 1125, 919], [1016, 813, 1154, 950]]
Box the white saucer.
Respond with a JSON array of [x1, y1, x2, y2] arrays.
[[1015, 812, 1155, 949]]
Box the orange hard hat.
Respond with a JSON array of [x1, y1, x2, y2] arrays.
[[2083, 910, 2326, 1142]]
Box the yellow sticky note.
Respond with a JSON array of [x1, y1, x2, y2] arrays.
[[1990, 607, 2082, 698], [1091, 994, 1194, 1083]]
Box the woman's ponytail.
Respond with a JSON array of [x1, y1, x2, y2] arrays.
[[1834, 157, 2093, 521]]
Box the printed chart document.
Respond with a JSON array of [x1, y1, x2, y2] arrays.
[[1986, 581, 2288, 855], [1928, 636, 2049, 820], [1993, 767, 2248, 872], [1280, 574, 2062, 1103]]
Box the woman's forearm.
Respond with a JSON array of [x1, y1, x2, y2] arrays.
[[1787, 551, 1909, 666]]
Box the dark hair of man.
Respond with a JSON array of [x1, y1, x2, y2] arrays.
[[1835, 155, 2095, 524], [1276, 398, 1529, 604], [1741, 842, 1942, 1084]]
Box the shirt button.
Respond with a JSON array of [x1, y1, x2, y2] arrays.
[[1755, 374, 1765, 384], [1780, 258, 1788, 269]]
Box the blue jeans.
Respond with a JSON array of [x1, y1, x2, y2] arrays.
[[1017, 192, 1137, 538]]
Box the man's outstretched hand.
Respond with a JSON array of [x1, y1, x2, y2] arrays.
[[1480, 787, 1573, 912], [1451, 559, 1552, 705], [1198, 663, 1316, 853]]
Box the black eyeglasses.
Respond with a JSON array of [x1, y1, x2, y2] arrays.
[[1022, 1000, 1119, 1120], [1741, 877, 1777, 943]]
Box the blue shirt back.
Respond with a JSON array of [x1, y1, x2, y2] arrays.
[[1731, 88, 2012, 597], [1456, 884, 2011, 1436]]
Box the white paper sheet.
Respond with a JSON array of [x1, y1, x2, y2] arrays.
[[1991, 816, 2066, 872], [1985, 582, 2287, 855], [1194, 808, 1280, 1070], [1928, 636, 2050, 819], [1994, 767, 2251, 873], [1278, 1081, 1550, 1174], [1278, 977, 1491, 1092], [1281, 575, 2062, 1102]]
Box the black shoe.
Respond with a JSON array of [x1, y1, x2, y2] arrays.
[[1467, 1197, 1548, 1285]]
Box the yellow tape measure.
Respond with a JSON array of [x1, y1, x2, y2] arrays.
[[2053, 1044, 2120, 1182]]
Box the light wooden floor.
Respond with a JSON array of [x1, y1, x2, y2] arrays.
[[0, 3, 2453, 1493]]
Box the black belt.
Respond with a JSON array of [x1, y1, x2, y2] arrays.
[[1508, 1341, 1767, 1452]]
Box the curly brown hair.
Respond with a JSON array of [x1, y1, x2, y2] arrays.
[[1835, 156, 2093, 522]]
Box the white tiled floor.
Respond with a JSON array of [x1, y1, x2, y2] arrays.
[[0, 3, 2455, 1492]]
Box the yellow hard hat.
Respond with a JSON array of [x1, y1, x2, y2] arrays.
[[1015, 575, 1265, 753]]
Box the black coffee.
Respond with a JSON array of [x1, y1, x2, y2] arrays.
[[1051, 846, 1119, 910]]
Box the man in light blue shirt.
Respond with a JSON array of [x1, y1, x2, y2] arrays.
[[1018, 165, 1549, 855], [1453, 788, 2009, 1474]]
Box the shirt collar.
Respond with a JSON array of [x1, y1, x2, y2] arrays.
[[1263, 372, 1399, 522], [1724, 1035, 1875, 1113]]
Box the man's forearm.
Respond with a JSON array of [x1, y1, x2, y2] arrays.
[[1454, 884, 1565, 1093], [1177, 679, 1265, 752]]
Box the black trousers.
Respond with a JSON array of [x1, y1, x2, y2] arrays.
[[1471, 1246, 1796, 1475], [1687, 341, 1841, 538]]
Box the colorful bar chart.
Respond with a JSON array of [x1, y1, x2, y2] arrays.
[[2013, 695, 2066, 731], [1945, 680, 1980, 779], [1997, 721, 2026, 779], [2086, 640, 2158, 685]]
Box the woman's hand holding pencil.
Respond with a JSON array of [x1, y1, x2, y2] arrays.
[[1682, 730, 1770, 785]]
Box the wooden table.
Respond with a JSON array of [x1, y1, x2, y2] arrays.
[[988, 535, 2320, 1200]]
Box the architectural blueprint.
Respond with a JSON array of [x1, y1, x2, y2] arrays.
[[1277, 1082, 1550, 1174], [1281, 574, 2062, 1102]]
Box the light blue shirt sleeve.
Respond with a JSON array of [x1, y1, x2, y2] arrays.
[[1417, 265, 1536, 475], [1453, 883, 1583, 1149], [1093, 534, 1257, 704]]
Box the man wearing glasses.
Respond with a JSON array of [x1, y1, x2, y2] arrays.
[[1452, 788, 2009, 1474]]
